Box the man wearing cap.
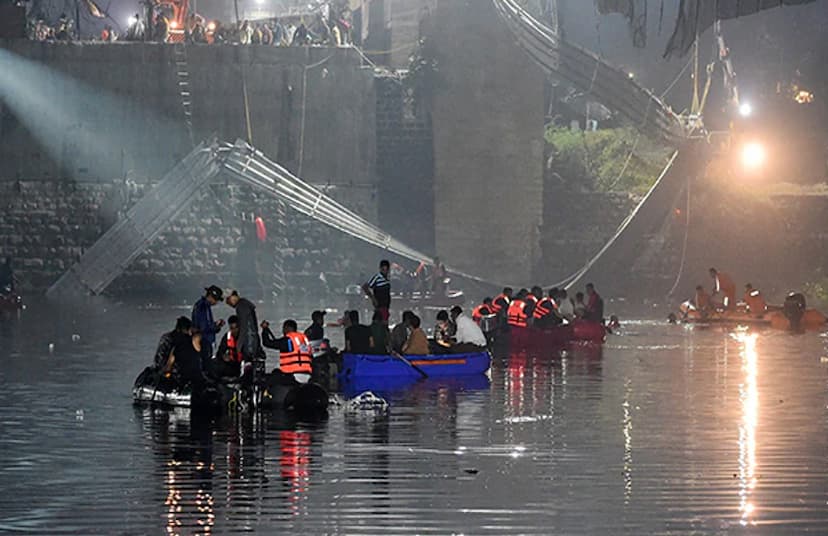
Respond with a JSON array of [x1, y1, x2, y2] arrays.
[[192, 285, 226, 372]]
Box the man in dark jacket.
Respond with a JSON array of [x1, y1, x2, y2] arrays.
[[225, 290, 261, 363], [153, 316, 192, 370], [192, 285, 225, 372]]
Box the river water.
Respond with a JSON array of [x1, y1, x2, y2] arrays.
[[0, 300, 827, 535]]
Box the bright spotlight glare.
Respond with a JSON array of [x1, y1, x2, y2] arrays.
[[169, 20, 178, 29], [207, 21, 216, 31], [739, 102, 752, 117], [741, 142, 766, 170], [127, 15, 137, 26]]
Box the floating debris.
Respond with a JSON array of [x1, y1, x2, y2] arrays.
[[344, 391, 389, 414]]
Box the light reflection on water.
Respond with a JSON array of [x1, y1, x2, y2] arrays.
[[0, 303, 826, 534]]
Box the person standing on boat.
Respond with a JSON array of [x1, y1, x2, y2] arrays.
[[225, 290, 262, 364], [304, 310, 326, 342], [450, 306, 487, 352], [709, 268, 736, 310], [363, 259, 392, 323], [261, 319, 313, 381], [584, 283, 604, 323], [192, 285, 225, 372]]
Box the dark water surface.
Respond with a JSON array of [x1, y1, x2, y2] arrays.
[[1, 301, 827, 535]]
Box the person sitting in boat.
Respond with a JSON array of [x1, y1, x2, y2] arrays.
[[709, 268, 736, 310], [304, 310, 326, 342], [450, 306, 487, 353], [491, 287, 513, 325], [693, 285, 712, 313], [432, 310, 456, 353], [213, 315, 242, 378], [390, 310, 414, 353], [526, 286, 543, 314], [261, 319, 313, 381], [743, 283, 767, 317], [573, 292, 587, 319], [533, 289, 558, 327], [153, 316, 193, 371], [584, 283, 604, 323], [163, 327, 210, 395], [343, 309, 373, 354], [507, 289, 531, 328], [472, 298, 494, 323], [556, 288, 574, 322], [369, 310, 391, 354], [402, 314, 429, 355]]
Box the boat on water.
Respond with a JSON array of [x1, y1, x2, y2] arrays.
[[340, 351, 491, 379], [679, 301, 827, 331], [132, 367, 329, 414], [508, 320, 607, 348], [340, 373, 490, 398]]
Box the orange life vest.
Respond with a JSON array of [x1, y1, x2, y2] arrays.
[[744, 289, 767, 315], [491, 294, 510, 314], [507, 300, 528, 328], [533, 297, 556, 319], [280, 332, 313, 375], [226, 332, 242, 363], [472, 304, 492, 323]]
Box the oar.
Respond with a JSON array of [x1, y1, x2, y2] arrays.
[[391, 351, 428, 379]]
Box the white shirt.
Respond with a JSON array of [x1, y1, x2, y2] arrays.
[[454, 314, 487, 347], [558, 298, 574, 320]]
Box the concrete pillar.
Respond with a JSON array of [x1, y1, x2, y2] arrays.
[[427, 0, 545, 285]]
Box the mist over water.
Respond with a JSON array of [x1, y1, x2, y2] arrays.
[[0, 302, 826, 534]]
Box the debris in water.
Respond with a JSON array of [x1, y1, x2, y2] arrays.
[[820, 356, 828, 363], [71, 334, 81, 342], [463, 468, 479, 475], [75, 409, 84, 421], [48, 343, 55, 352], [344, 391, 389, 414]]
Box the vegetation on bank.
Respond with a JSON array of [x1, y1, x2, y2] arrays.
[[804, 274, 828, 308], [544, 126, 673, 195]]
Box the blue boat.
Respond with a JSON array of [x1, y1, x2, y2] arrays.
[[340, 373, 491, 398], [340, 351, 492, 379]]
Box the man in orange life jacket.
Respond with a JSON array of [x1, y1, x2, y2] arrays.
[[213, 315, 242, 378], [472, 298, 494, 323], [533, 288, 559, 327], [709, 268, 736, 310], [507, 289, 531, 329], [743, 283, 767, 317], [261, 319, 313, 382], [491, 287, 513, 322]]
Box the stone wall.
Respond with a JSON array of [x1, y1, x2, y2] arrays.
[[426, 0, 545, 285]]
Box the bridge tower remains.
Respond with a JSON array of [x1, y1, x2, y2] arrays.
[[424, 0, 547, 285]]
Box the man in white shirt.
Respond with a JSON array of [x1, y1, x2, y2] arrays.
[[449, 306, 487, 352], [557, 289, 574, 322]]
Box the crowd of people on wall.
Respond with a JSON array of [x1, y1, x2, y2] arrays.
[[26, 1, 356, 47]]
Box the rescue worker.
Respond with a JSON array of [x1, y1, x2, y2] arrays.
[[506, 289, 530, 329], [213, 315, 241, 378], [783, 292, 807, 331], [584, 283, 604, 323], [526, 286, 542, 316], [472, 298, 494, 323], [261, 319, 313, 381], [192, 285, 225, 372], [491, 287, 513, 320], [533, 288, 558, 327], [709, 268, 736, 310], [743, 283, 767, 317], [694, 285, 711, 312]]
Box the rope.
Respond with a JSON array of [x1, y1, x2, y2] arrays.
[[667, 177, 691, 298]]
